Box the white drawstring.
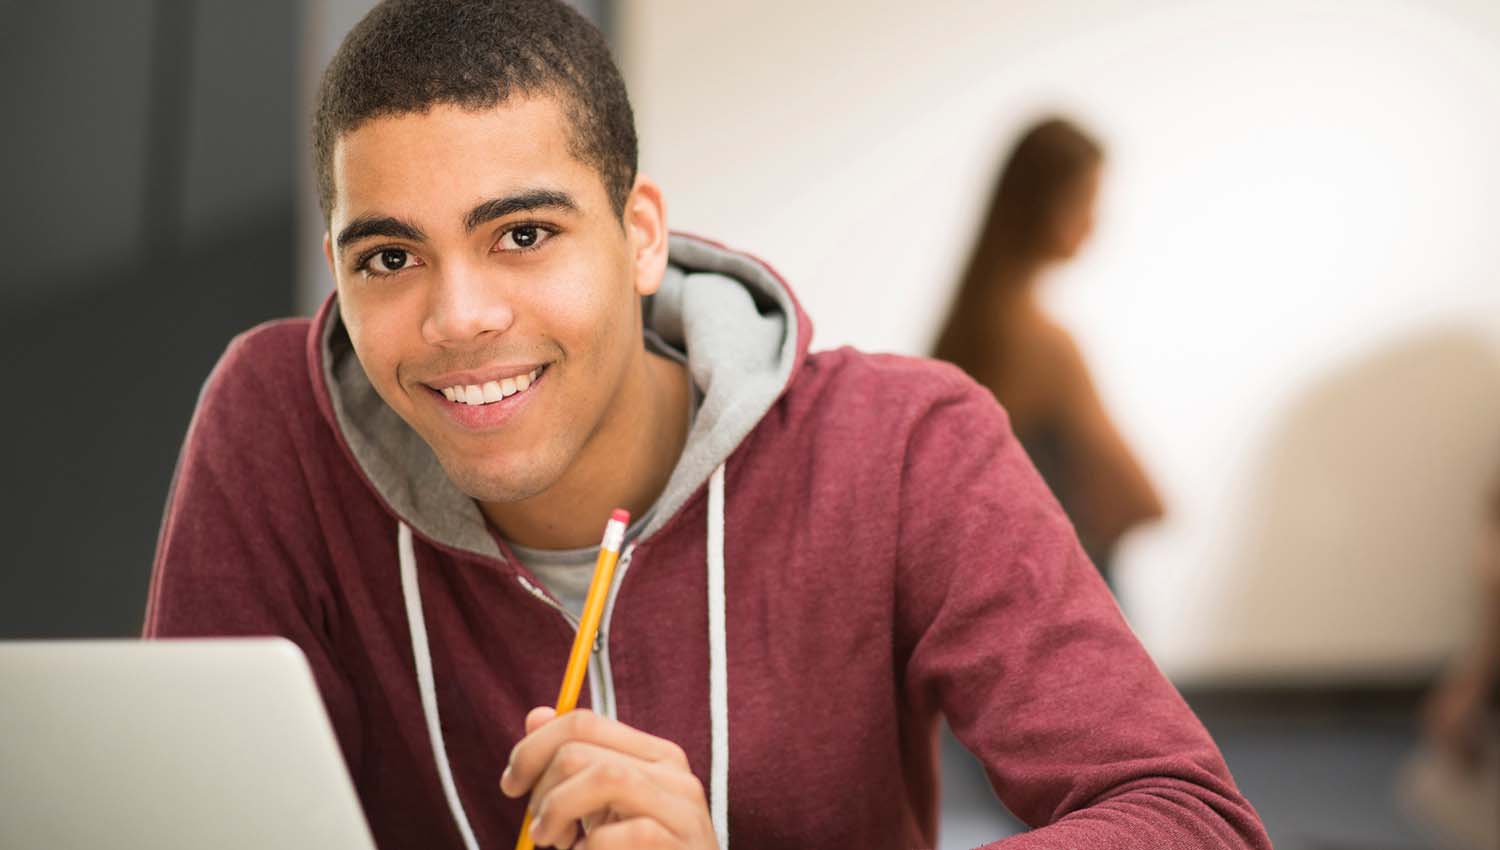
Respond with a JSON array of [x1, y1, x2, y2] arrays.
[[399, 522, 482, 850], [707, 462, 730, 850]]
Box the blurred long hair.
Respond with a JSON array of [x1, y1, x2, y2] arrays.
[[932, 117, 1103, 385]]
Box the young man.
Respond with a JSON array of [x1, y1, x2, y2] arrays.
[[145, 2, 1270, 848]]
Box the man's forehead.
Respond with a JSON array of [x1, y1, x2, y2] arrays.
[[329, 97, 594, 224]]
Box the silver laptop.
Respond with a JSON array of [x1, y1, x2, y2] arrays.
[[0, 638, 377, 850]]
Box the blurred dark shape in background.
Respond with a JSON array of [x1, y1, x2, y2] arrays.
[[1423, 475, 1500, 770], [1406, 468, 1500, 849], [932, 117, 1163, 585], [0, 1, 300, 638]]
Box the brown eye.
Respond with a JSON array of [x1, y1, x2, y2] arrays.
[[358, 247, 420, 277], [497, 225, 554, 252], [377, 248, 409, 271], [512, 226, 538, 248]]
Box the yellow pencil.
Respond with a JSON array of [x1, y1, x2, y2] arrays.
[[515, 508, 630, 850]]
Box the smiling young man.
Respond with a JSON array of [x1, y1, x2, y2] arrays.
[[144, 2, 1270, 849]]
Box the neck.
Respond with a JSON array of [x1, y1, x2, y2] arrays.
[[994, 245, 1050, 291], [479, 349, 692, 550], [979, 255, 1045, 318]]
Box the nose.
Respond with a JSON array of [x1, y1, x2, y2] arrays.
[[420, 262, 516, 347]]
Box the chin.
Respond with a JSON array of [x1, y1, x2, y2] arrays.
[[436, 453, 559, 505]]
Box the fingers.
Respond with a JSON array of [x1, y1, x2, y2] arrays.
[[580, 816, 694, 850], [499, 709, 714, 850], [528, 754, 703, 848], [523, 740, 704, 806], [502, 708, 690, 797], [525, 740, 623, 819], [521, 740, 706, 842], [526, 705, 558, 735]]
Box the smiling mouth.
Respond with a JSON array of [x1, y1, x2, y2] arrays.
[[437, 365, 546, 406]]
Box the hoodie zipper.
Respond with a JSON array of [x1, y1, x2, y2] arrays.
[[512, 547, 633, 721], [594, 544, 636, 723]]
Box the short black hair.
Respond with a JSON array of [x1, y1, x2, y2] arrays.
[[313, 0, 637, 222]]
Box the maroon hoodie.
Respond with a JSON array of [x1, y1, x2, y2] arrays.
[[145, 234, 1270, 849]]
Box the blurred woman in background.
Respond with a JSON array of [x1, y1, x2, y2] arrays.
[[933, 117, 1163, 587]]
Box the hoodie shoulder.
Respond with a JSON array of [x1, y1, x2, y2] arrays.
[[191, 318, 324, 446], [221, 317, 314, 375], [804, 346, 988, 391], [211, 318, 318, 399], [793, 347, 1008, 430], [761, 347, 1018, 495]]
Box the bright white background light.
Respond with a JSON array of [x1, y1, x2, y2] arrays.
[[624, 0, 1500, 682]]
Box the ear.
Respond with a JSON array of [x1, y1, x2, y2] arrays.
[[623, 174, 669, 297], [322, 231, 338, 282]]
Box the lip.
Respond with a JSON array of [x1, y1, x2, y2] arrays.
[[421, 362, 549, 390], [423, 364, 549, 432]]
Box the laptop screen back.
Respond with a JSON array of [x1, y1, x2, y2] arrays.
[[0, 638, 376, 850]]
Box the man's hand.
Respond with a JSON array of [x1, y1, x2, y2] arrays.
[[501, 707, 719, 850]]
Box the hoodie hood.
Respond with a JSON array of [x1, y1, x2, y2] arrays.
[[307, 233, 811, 559]]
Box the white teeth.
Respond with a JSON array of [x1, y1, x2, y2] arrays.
[[441, 366, 544, 406]]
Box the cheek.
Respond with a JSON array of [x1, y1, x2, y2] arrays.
[[530, 259, 635, 359], [340, 286, 424, 398], [1054, 208, 1089, 248]]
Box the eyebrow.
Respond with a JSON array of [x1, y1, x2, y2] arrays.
[[463, 189, 579, 232], [335, 216, 427, 252]]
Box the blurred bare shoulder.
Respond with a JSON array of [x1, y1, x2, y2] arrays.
[[997, 311, 1094, 423]]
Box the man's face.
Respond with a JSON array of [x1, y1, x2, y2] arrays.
[[325, 97, 660, 504]]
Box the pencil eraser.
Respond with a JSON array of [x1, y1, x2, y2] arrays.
[[611, 508, 630, 524]]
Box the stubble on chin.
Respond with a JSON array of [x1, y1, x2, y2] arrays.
[[434, 448, 555, 505]]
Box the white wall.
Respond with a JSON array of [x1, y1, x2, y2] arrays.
[[621, 0, 1500, 683]]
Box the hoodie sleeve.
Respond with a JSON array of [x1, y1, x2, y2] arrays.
[[894, 374, 1269, 849], [142, 327, 364, 776]]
